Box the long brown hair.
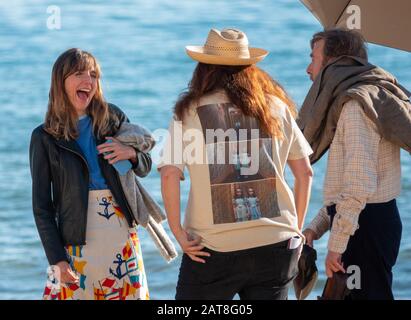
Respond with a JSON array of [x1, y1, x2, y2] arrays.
[[44, 48, 112, 140], [174, 63, 297, 138]]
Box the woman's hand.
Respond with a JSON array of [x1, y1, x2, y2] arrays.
[[55, 261, 79, 284], [174, 228, 211, 264], [160, 167, 209, 263], [97, 137, 137, 164]]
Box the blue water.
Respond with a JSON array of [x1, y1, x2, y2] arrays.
[[0, 0, 410, 300]]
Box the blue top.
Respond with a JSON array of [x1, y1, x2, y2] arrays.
[[76, 115, 108, 190]]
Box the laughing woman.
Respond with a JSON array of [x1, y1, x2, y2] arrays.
[[30, 48, 150, 300]]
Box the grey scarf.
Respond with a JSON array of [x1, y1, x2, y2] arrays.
[[297, 55, 411, 164], [115, 122, 178, 262]]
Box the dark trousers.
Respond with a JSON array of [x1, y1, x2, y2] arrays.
[[175, 240, 299, 300], [328, 199, 402, 300]]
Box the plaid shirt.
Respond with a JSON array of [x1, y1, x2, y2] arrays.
[[307, 99, 401, 254]]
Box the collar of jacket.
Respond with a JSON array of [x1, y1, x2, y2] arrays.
[[40, 124, 109, 158], [41, 125, 85, 154]]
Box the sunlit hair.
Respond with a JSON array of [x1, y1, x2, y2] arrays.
[[311, 28, 368, 65], [44, 48, 112, 140], [174, 63, 297, 139]]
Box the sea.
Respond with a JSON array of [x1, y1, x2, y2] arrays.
[[0, 0, 410, 299]]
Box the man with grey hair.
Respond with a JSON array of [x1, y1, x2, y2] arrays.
[[299, 28, 411, 299]]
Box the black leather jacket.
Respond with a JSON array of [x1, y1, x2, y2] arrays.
[[29, 104, 152, 265]]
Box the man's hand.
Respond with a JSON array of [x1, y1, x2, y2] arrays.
[[325, 250, 345, 278], [303, 228, 318, 247]]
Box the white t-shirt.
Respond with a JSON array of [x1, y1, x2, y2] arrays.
[[158, 90, 313, 252]]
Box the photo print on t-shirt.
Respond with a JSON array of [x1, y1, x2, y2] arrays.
[[197, 103, 280, 225]]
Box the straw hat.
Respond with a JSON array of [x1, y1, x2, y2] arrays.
[[185, 28, 269, 66]]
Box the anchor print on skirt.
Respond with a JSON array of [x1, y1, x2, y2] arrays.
[[97, 195, 124, 222]]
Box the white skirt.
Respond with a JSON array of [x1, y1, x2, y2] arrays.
[[43, 189, 149, 300]]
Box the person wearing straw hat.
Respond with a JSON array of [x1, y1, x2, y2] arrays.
[[158, 28, 314, 300], [300, 29, 410, 300]]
